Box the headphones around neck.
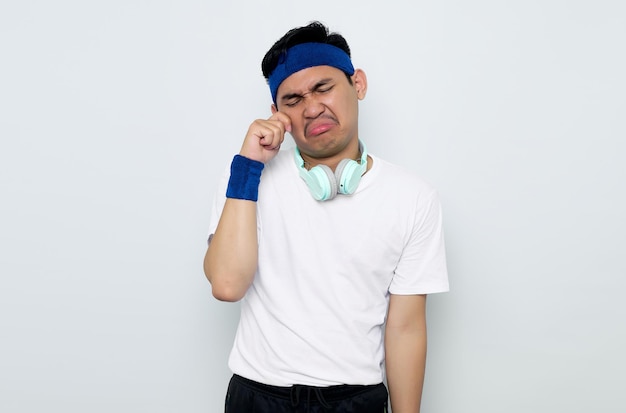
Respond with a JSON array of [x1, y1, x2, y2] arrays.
[[294, 141, 368, 201]]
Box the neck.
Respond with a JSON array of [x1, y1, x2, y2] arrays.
[[302, 153, 362, 171], [299, 140, 362, 172]]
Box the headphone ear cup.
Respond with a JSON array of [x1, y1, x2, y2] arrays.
[[294, 143, 367, 200], [335, 159, 362, 195], [306, 164, 338, 201]]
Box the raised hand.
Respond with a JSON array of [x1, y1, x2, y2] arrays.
[[239, 111, 292, 164]]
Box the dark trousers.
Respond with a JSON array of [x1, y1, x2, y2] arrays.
[[225, 374, 389, 413]]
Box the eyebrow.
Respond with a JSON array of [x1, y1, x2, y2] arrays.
[[280, 78, 334, 102]]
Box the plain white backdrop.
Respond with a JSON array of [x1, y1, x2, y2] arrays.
[[1, 1, 624, 412]]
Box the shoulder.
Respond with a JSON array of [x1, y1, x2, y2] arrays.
[[368, 154, 438, 199]]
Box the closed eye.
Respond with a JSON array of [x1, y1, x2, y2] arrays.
[[284, 96, 303, 107], [315, 84, 334, 94], [280, 79, 336, 107]]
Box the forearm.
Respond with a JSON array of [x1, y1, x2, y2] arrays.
[[385, 296, 428, 413], [204, 113, 289, 301], [204, 198, 258, 301]]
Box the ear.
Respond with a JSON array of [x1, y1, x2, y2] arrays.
[[352, 69, 368, 100], [271, 104, 278, 114]]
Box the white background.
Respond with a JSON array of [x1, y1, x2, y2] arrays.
[[1, 1, 625, 412]]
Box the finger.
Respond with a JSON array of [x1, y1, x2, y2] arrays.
[[269, 111, 292, 133], [256, 123, 283, 148], [252, 119, 282, 138], [259, 131, 282, 149]]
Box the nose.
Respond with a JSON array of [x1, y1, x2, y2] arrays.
[[302, 94, 325, 119]]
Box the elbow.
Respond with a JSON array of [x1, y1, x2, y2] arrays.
[[204, 263, 250, 302], [203, 248, 254, 302], [210, 279, 247, 302]]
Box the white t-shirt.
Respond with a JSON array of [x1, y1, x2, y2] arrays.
[[208, 149, 449, 387]]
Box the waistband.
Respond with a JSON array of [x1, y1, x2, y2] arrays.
[[232, 374, 384, 403]]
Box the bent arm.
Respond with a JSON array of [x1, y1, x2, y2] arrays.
[[203, 112, 290, 302], [203, 198, 258, 302], [385, 294, 428, 413]]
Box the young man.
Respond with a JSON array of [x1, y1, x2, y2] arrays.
[[204, 21, 449, 413]]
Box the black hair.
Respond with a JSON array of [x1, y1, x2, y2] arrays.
[[261, 21, 352, 80]]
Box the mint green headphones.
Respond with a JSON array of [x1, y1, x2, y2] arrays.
[[294, 141, 368, 201]]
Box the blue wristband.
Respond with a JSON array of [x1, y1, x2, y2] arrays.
[[226, 155, 265, 201]]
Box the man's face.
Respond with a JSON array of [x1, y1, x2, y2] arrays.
[[273, 65, 367, 160]]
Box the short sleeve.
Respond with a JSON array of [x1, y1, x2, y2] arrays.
[[389, 190, 449, 295]]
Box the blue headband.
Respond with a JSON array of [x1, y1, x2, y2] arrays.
[[268, 42, 355, 104]]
